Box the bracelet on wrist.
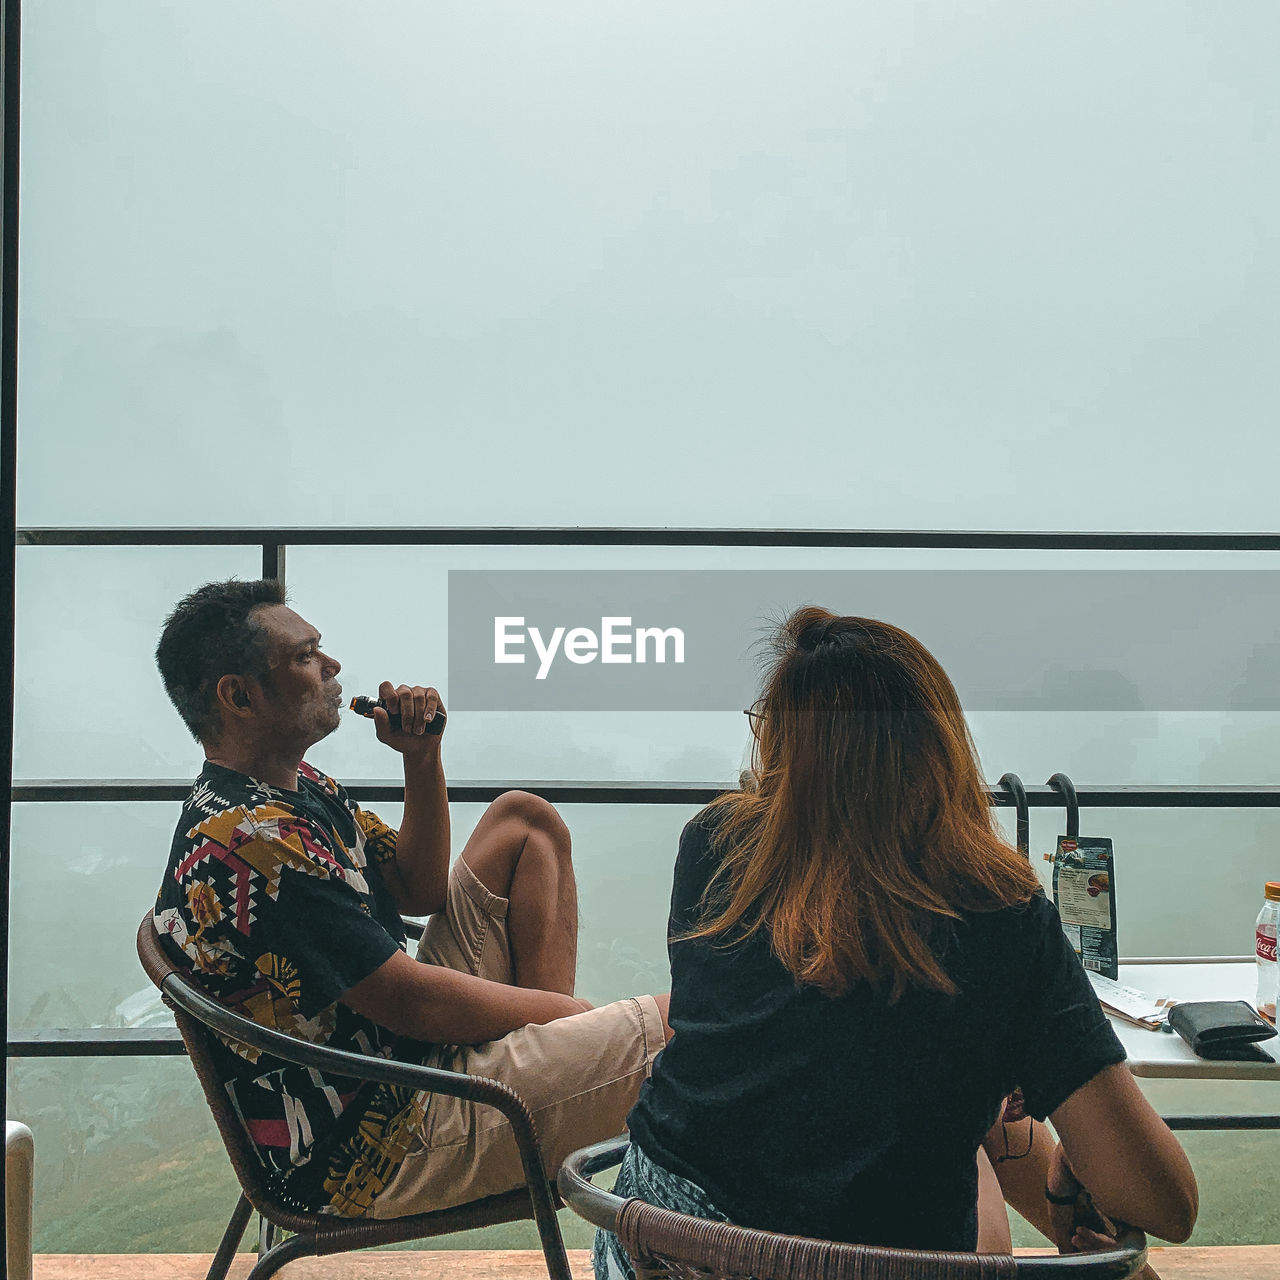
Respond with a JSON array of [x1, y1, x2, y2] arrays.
[[1045, 1152, 1084, 1206]]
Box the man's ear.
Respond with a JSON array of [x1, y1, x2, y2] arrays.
[[215, 674, 255, 719]]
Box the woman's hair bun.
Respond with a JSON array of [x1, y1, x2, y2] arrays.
[[789, 606, 842, 652]]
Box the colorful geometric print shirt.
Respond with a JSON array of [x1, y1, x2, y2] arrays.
[[153, 760, 433, 1216]]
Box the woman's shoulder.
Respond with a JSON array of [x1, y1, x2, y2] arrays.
[[679, 798, 755, 868], [971, 886, 1055, 925], [675, 805, 724, 875], [957, 889, 1060, 958], [669, 803, 740, 922], [682, 802, 724, 841]]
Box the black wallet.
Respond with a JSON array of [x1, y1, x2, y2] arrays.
[[1168, 1000, 1277, 1062]]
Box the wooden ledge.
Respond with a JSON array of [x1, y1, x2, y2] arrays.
[[28, 1246, 1280, 1280], [31, 1255, 583, 1280]]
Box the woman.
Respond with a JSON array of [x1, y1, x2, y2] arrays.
[[595, 608, 1195, 1275]]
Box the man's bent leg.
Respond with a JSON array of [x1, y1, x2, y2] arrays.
[[416, 854, 514, 985], [448, 790, 578, 994], [370, 996, 666, 1219]]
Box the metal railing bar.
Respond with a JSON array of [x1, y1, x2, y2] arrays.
[[16, 526, 1280, 550], [0, 0, 20, 1154], [7, 1027, 185, 1057], [1032, 786, 1280, 808], [12, 780, 1280, 807], [262, 541, 285, 583], [1162, 1115, 1280, 1130], [8, 779, 728, 804]]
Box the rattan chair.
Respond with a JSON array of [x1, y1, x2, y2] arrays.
[[559, 1136, 1149, 1280], [136, 914, 573, 1280]]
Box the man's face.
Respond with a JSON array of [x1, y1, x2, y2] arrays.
[[251, 605, 344, 748]]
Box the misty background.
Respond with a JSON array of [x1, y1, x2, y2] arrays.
[[9, 0, 1280, 1252]]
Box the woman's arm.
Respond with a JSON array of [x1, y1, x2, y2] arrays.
[[1048, 1062, 1198, 1245], [982, 1111, 1059, 1242]]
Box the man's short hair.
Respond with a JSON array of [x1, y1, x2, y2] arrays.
[[156, 578, 287, 742]]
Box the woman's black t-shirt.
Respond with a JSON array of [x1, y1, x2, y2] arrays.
[[625, 813, 1126, 1251]]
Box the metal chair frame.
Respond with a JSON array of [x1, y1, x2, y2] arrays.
[[136, 915, 573, 1280], [559, 1137, 1149, 1280]]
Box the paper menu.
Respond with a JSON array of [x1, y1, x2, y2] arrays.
[[1087, 972, 1177, 1029]]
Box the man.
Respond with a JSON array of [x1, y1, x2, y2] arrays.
[[152, 578, 669, 1219]]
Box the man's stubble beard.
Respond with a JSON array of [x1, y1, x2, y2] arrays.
[[313, 703, 342, 744]]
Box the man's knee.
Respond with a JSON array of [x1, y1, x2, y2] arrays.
[[464, 792, 574, 901], [487, 791, 571, 853]]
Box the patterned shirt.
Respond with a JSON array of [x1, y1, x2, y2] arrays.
[[154, 760, 433, 1216]]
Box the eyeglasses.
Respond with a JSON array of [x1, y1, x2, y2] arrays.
[[743, 701, 766, 732]]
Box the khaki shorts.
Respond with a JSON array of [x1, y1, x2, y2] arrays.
[[370, 856, 666, 1219]]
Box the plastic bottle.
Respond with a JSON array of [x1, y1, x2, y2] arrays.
[[1255, 882, 1280, 1021]]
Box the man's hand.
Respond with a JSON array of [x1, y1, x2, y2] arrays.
[[372, 682, 445, 754]]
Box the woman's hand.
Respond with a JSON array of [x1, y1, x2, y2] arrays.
[[1046, 1142, 1119, 1254]]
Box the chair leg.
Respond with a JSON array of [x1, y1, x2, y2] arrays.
[[205, 1193, 254, 1280], [243, 1230, 317, 1280], [502, 1108, 572, 1280], [257, 1214, 278, 1253], [526, 1178, 573, 1280]]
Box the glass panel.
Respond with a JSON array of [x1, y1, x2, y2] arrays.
[[289, 543, 1280, 787], [7, 801, 695, 1252], [1022, 808, 1280, 959], [15, 0, 1280, 1251], [1123, 1083, 1280, 1249], [17, 541, 1279, 787], [6, 1054, 603, 1252], [10, 799, 1280, 1250], [19, 2, 1280, 530], [10, 1059, 1279, 1252], [6, 793, 688, 1025], [18, 791, 1250, 1030], [7, 1057, 242, 1252], [12, 546, 261, 781], [8, 804, 181, 1028]]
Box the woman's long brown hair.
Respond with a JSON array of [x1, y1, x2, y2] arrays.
[[691, 607, 1041, 1000]]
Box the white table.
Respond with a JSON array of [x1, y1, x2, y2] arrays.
[[1113, 961, 1280, 1080]]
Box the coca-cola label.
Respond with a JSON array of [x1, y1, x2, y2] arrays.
[[1257, 929, 1277, 963]]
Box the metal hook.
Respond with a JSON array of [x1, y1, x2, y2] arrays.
[[997, 773, 1030, 858], [1046, 772, 1080, 841]]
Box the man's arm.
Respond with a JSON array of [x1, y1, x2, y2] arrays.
[[342, 949, 588, 1043], [370, 682, 451, 916]]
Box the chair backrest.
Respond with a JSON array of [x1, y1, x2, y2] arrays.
[[136, 914, 315, 1231], [617, 1199, 1019, 1280], [137, 914, 576, 1279], [618, 1200, 1149, 1280], [559, 1139, 1147, 1280]]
